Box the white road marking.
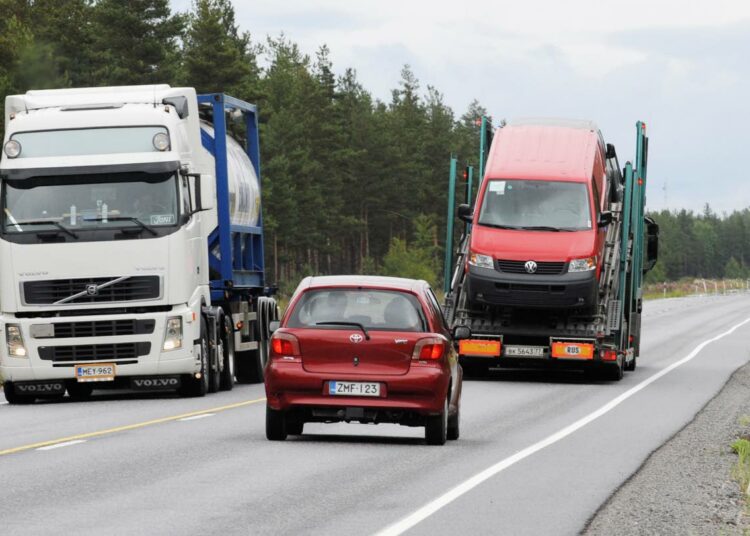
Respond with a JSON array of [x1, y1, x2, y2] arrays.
[[36, 439, 87, 451], [179, 413, 215, 422], [376, 317, 750, 536]]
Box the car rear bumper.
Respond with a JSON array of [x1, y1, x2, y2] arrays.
[[466, 265, 598, 308], [265, 361, 450, 416]]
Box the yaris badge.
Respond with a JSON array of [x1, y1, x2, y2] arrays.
[[524, 261, 538, 274], [349, 333, 363, 343]]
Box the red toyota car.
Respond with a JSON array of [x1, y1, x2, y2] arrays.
[[264, 275, 462, 445]]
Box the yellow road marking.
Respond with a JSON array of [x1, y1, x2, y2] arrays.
[[0, 397, 266, 457]]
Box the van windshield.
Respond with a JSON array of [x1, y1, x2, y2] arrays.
[[477, 179, 592, 231]]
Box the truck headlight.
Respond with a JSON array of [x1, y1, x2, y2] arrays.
[[468, 253, 494, 269], [6, 324, 28, 357], [163, 317, 183, 351], [568, 257, 597, 272], [4, 140, 21, 158]]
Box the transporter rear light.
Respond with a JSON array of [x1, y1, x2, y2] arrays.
[[271, 332, 300, 357], [4, 140, 21, 158], [412, 337, 445, 360]]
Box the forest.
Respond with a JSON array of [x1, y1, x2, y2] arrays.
[[0, 0, 746, 294]]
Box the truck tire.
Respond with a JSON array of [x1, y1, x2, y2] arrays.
[[219, 315, 235, 391], [66, 382, 93, 401], [179, 317, 209, 398], [208, 315, 221, 394], [602, 359, 624, 381], [238, 297, 276, 384], [425, 397, 448, 446], [3, 382, 35, 405], [266, 405, 287, 441]]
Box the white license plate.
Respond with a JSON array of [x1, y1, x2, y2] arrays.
[[75, 363, 116, 382], [504, 345, 545, 358], [329, 381, 381, 397]]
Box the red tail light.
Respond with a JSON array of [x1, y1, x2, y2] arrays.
[[413, 337, 446, 361], [270, 332, 300, 357]]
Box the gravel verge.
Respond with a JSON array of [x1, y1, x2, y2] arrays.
[[584, 361, 750, 535]]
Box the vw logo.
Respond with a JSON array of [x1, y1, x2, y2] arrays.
[[85, 284, 99, 296], [524, 261, 538, 274], [349, 333, 363, 343]]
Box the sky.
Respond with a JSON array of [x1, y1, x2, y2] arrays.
[[172, 0, 750, 214]]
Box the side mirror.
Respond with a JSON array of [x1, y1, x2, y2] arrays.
[[643, 217, 659, 273], [198, 174, 215, 211], [598, 211, 613, 227], [452, 325, 471, 340], [269, 320, 280, 334], [605, 143, 617, 160], [457, 204, 473, 223]]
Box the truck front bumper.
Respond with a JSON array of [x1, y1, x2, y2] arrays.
[[466, 265, 598, 309], [0, 307, 199, 383]]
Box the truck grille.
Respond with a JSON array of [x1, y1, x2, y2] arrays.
[[23, 276, 160, 305], [495, 260, 566, 275], [38, 342, 151, 362], [33, 320, 156, 339]]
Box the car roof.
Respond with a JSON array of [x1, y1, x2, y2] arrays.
[[300, 275, 428, 293], [485, 117, 602, 182]]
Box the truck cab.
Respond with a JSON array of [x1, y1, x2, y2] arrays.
[[463, 118, 611, 311]]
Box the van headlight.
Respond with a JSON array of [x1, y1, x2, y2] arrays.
[[163, 317, 183, 351], [6, 324, 28, 357], [468, 253, 494, 269], [568, 257, 597, 272]]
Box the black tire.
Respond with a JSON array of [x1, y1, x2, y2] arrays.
[[602, 359, 624, 381], [286, 416, 304, 436], [3, 382, 35, 404], [208, 316, 221, 394], [66, 382, 93, 401], [178, 317, 209, 398], [219, 315, 235, 391], [425, 396, 448, 446], [266, 405, 287, 441], [625, 353, 637, 372], [447, 401, 460, 441]]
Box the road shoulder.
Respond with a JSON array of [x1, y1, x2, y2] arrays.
[[584, 360, 750, 535]]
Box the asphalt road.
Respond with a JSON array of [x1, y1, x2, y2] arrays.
[[2, 293, 750, 536]]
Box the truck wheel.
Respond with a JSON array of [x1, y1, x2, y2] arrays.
[[66, 382, 93, 401], [179, 317, 209, 397], [625, 354, 637, 372], [266, 405, 287, 441], [3, 382, 35, 405], [208, 317, 221, 394], [425, 397, 448, 446], [602, 359, 624, 381], [239, 298, 274, 384], [219, 315, 235, 391]]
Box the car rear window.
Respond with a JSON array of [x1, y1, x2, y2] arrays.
[[287, 289, 427, 332]]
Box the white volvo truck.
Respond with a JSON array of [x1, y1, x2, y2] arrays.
[[0, 85, 278, 403]]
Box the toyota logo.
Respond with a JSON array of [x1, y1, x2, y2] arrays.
[[524, 261, 538, 274], [349, 333, 363, 343], [86, 284, 99, 296]]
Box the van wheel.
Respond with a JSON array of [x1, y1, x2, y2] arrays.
[[3, 382, 35, 405], [266, 405, 287, 441], [425, 397, 448, 446], [66, 382, 93, 401], [219, 315, 235, 391], [178, 317, 209, 397]]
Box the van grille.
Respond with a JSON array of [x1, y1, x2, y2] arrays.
[[38, 343, 151, 362], [495, 260, 566, 275], [23, 276, 160, 305]]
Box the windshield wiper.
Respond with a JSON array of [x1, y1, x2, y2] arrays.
[[16, 220, 78, 239], [84, 216, 157, 236], [316, 321, 370, 340], [478, 222, 521, 230], [520, 226, 574, 232]]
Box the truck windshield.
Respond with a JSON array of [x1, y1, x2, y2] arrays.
[[478, 179, 592, 231], [1, 172, 179, 236]]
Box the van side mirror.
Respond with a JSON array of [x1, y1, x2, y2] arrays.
[[269, 320, 280, 334], [457, 204, 473, 223], [644, 217, 659, 273], [452, 325, 471, 340], [598, 211, 613, 227]]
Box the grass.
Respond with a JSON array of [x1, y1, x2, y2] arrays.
[[731, 437, 750, 493]]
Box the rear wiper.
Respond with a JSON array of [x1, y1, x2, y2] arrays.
[[520, 226, 574, 232], [16, 220, 78, 239], [316, 321, 370, 340], [84, 216, 157, 236]]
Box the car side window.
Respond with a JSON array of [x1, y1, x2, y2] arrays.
[[426, 288, 449, 332]]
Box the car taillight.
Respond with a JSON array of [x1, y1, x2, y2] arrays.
[[412, 337, 446, 361], [270, 332, 300, 357]]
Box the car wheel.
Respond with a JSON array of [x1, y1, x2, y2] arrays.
[[219, 315, 235, 391], [3, 382, 35, 405], [286, 416, 304, 436], [266, 405, 287, 441], [447, 403, 460, 441], [66, 382, 93, 401], [178, 317, 209, 397], [425, 397, 448, 446]]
